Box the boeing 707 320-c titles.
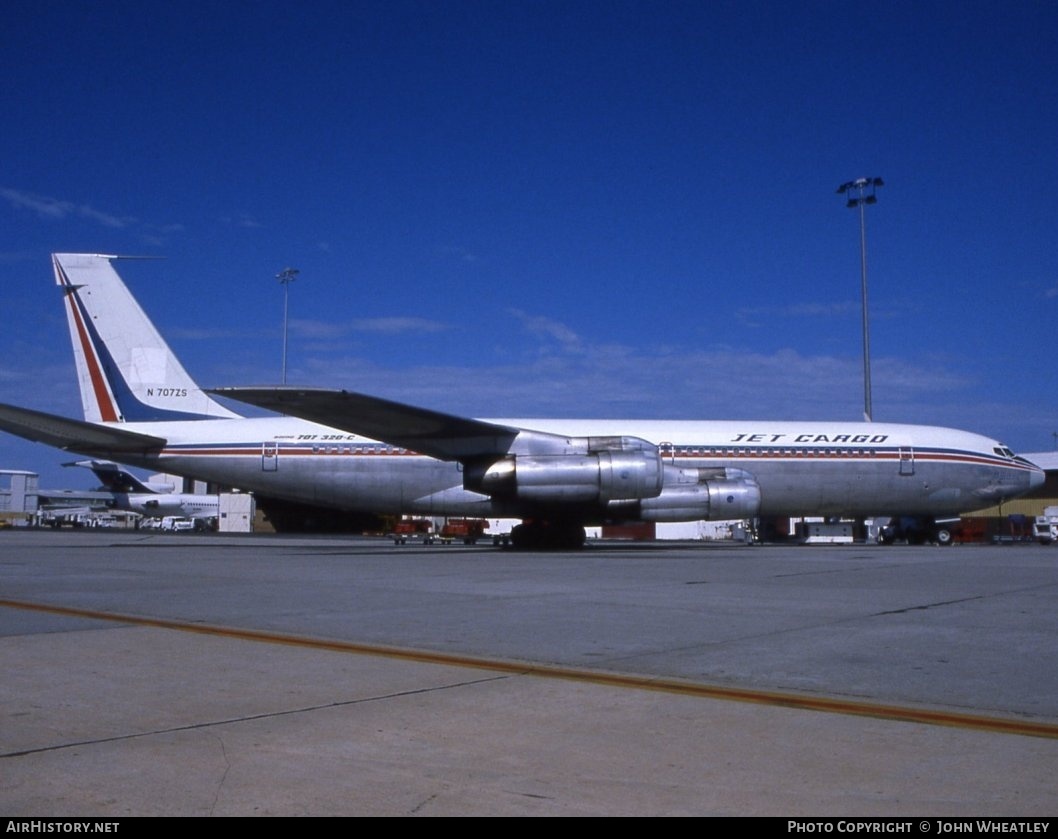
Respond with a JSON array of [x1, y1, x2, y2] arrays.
[[0, 253, 1044, 548]]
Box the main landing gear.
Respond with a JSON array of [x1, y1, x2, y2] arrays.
[[876, 516, 955, 546], [509, 520, 587, 550]]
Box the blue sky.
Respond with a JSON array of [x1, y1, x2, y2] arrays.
[[2, 0, 1057, 488]]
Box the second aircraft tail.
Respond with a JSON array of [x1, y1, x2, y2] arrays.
[[68, 459, 162, 494], [53, 253, 241, 423]]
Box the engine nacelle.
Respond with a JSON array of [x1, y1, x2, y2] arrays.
[[611, 468, 761, 522], [469, 450, 664, 504]]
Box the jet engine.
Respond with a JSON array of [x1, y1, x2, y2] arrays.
[[611, 466, 761, 522], [466, 441, 665, 504], [463, 433, 762, 523]]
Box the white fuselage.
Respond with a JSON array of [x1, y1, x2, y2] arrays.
[[104, 414, 1041, 521], [112, 491, 220, 519]]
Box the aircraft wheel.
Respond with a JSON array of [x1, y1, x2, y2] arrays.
[[934, 527, 953, 546], [510, 523, 529, 549], [510, 521, 586, 550], [557, 522, 586, 549]]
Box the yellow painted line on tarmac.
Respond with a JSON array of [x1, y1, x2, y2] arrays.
[[5, 596, 1058, 740]]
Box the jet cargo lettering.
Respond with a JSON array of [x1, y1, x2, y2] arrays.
[[731, 433, 890, 444]]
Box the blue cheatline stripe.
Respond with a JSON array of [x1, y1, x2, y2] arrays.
[[154, 441, 1028, 472]]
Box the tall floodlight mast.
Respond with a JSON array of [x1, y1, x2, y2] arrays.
[[276, 267, 300, 384], [836, 177, 884, 422]]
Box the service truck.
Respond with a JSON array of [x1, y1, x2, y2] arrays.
[[1033, 507, 1058, 544]]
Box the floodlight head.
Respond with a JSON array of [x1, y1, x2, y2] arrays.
[[838, 176, 884, 207]]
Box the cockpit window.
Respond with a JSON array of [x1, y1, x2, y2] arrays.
[[994, 446, 1016, 459]]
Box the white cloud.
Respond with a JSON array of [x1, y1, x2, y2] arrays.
[[1, 187, 134, 228], [290, 317, 451, 339], [350, 317, 451, 335], [217, 213, 264, 229], [439, 245, 479, 263], [287, 329, 976, 430], [736, 300, 862, 327], [507, 308, 583, 353]]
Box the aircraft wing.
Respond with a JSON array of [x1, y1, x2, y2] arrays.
[[213, 387, 520, 460], [0, 403, 167, 454]]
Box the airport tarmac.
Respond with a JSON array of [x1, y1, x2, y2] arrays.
[[1, 529, 1057, 817]]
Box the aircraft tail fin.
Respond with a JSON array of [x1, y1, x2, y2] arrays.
[[67, 460, 160, 494], [53, 253, 241, 423]]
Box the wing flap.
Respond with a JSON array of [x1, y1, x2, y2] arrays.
[[0, 402, 167, 454], [212, 387, 519, 460]]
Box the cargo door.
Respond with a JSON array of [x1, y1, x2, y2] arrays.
[[899, 446, 915, 476], [659, 441, 675, 464]]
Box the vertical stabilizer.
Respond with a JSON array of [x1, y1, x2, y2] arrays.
[[53, 253, 241, 422], [68, 460, 159, 494]]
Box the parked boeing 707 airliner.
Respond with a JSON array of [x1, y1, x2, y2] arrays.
[[0, 254, 1043, 547]]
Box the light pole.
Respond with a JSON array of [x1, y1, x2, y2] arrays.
[[837, 177, 883, 422], [276, 267, 299, 384]]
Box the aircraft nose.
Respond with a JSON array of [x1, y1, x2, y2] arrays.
[[1029, 464, 1046, 491]]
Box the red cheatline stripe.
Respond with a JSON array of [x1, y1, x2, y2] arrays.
[[56, 264, 119, 423]]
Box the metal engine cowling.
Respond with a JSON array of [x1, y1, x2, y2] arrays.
[[471, 448, 664, 504], [612, 466, 761, 522]]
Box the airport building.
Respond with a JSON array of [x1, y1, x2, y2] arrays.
[[0, 470, 38, 526], [0, 468, 254, 532]]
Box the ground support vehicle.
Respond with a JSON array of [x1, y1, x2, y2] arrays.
[[390, 518, 434, 544]]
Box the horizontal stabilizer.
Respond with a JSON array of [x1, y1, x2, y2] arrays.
[[212, 387, 519, 460], [0, 402, 167, 455]]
